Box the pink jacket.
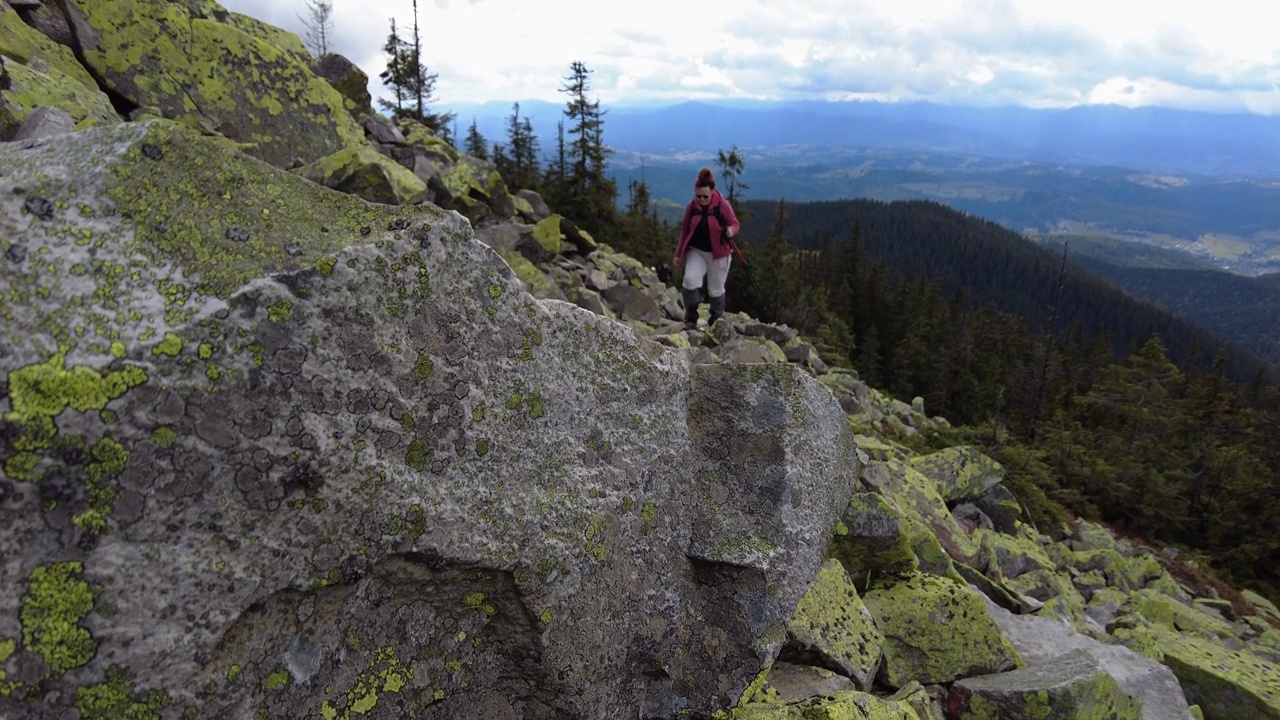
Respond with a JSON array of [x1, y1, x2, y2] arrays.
[[675, 190, 741, 260]]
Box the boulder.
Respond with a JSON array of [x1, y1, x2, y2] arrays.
[[314, 52, 373, 116], [516, 188, 551, 221], [906, 446, 1004, 503], [601, 283, 662, 323], [735, 689, 926, 719], [62, 0, 362, 167], [12, 104, 74, 140], [0, 50, 118, 139], [985, 595, 1195, 720], [9, 1, 75, 49], [829, 491, 920, 584], [294, 144, 429, 206], [861, 574, 1021, 688], [947, 648, 1144, 720], [0, 3, 94, 85], [1160, 634, 1280, 719], [783, 559, 884, 689], [761, 661, 857, 702], [0, 120, 861, 720]]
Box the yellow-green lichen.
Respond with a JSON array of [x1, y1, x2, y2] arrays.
[[475, 438, 490, 457], [540, 609, 553, 625], [74, 665, 169, 720], [0, 636, 18, 696], [413, 352, 433, 381], [20, 561, 97, 678], [316, 255, 338, 277], [472, 404, 485, 422], [5, 349, 147, 467], [266, 299, 293, 323], [262, 669, 290, 691], [405, 439, 431, 471], [319, 646, 411, 720], [151, 332, 183, 357], [463, 592, 498, 618]]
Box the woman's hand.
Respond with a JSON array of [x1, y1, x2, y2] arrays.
[[672, 253, 682, 267]]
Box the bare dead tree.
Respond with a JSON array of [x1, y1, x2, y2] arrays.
[[299, 0, 334, 57]]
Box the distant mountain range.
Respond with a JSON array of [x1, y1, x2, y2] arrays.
[[445, 99, 1280, 179]]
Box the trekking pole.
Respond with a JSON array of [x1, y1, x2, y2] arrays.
[[727, 235, 775, 320]]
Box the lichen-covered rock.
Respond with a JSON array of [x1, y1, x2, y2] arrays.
[[762, 661, 857, 702], [985, 595, 1195, 720], [294, 145, 429, 206], [784, 559, 884, 689], [0, 3, 96, 87], [62, 0, 362, 167], [1126, 590, 1241, 640], [12, 104, 75, 140], [861, 574, 1021, 687], [735, 690, 925, 720], [1160, 633, 1280, 719], [947, 648, 1144, 720], [0, 54, 118, 138], [828, 491, 920, 584], [0, 120, 861, 719], [906, 446, 1004, 503], [314, 53, 373, 116]]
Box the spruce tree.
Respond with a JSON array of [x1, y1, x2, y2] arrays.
[[377, 19, 410, 118], [464, 119, 488, 160], [558, 61, 615, 233]]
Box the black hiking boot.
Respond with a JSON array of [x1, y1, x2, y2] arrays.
[[682, 288, 700, 330], [709, 295, 725, 325]]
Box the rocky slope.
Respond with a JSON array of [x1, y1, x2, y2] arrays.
[[1, 1, 1279, 719]]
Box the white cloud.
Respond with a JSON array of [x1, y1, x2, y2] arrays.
[[217, 0, 1280, 114]]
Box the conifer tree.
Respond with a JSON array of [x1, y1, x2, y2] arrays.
[[464, 119, 488, 160], [496, 104, 540, 191], [557, 61, 615, 232], [378, 2, 453, 131], [377, 19, 410, 118]]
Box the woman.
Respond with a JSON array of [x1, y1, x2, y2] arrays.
[[673, 167, 741, 330]]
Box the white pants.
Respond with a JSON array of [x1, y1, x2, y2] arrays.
[[682, 248, 732, 297]]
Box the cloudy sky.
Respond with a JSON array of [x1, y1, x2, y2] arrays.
[[221, 0, 1280, 114]]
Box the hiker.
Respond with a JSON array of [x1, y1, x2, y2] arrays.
[[673, 167, 741, 330]]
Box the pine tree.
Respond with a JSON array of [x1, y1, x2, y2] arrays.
[[378, 2, 453, 131], [377, 19, 410, 118], [464, 119, 488, 160], [496, 104, 540, 191], [299, 0, 334, 57], [558, 61, 615, 232]]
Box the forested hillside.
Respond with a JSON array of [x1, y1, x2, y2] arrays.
[[659, 197, 1280, 598], [733, 198, 1277, 384]]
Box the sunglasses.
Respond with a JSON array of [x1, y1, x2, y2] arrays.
[[695, 193, 711, 199]]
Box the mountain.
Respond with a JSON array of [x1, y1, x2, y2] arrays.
[[446, 98, 1280, 179]]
